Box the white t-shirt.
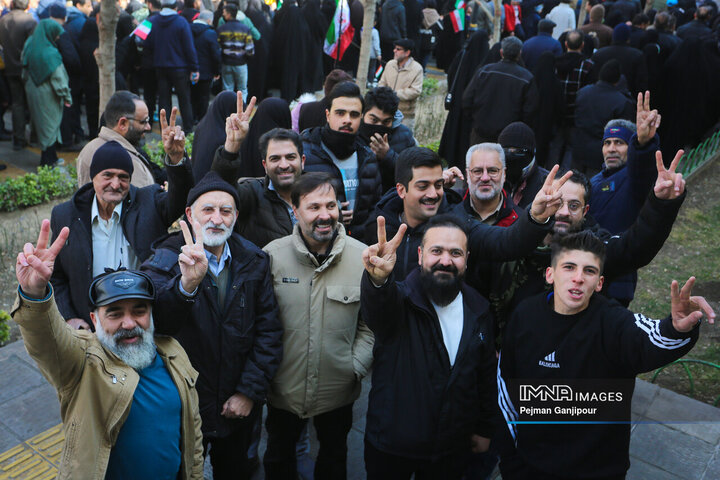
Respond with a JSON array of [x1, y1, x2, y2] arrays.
[[432, 293, 464, 367]]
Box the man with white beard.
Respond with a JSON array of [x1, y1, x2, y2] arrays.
[[452, 143, 524, 227], [142, 171, 283, 479], [11, 220, 203, 479]]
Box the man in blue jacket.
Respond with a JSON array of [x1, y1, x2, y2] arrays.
[[521, 18, 562, 71], [145, 0, 199, 129], [589, 91, 660, 306]]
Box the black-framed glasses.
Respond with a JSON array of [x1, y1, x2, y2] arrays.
[[133, 117, 151, 126]]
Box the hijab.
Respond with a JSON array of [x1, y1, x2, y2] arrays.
[[191, 92, 239, 181], [22, 19, 64, 86], [238, 97, 292, 177]]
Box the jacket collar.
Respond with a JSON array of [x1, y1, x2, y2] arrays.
[[291, 224, 347, 271], [98, 126, 140, 156]]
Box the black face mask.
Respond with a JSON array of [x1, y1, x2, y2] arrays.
[[358, 121, 393, 143], [504, 149, 534, 187], [320, 124, 358, 159]]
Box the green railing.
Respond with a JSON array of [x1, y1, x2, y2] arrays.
[[651, 359, 720, 406], [677, 130, 720, 177]]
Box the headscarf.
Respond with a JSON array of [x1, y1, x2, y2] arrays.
[[22, 19, 64, 86], [238, 97, 292, 178], [191, 91, 239, 181]]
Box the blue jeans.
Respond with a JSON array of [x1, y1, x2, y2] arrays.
[[221, 64, 248, 103]]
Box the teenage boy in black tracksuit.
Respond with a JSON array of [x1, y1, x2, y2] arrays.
[[497, 232, 716, 479]]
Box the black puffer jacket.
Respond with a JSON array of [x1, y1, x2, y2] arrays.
[[141, 231, 283, 439], [301, 126, 382, 240], [361, 269, 496, 459], [49, 160, 194, 325], [363, 188, 551, 280], [212, 146, 294, 248]]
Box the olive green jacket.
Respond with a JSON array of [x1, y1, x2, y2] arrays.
[[263, 225, 374, 417], [11, 289, 204, 480]]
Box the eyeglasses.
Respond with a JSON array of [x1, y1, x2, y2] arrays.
[[559, 199, 584, 213], [133, 117, 151, 126], [469, 167, 502, 179], [504, 147, 532, 156]]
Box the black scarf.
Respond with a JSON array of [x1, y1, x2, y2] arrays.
[[320, 124, 358, 159], [358, 122, 393, 143]]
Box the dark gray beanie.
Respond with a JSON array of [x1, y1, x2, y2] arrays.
[[90, 141, 134, 179]]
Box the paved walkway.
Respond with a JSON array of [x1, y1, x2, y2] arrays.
[[1, 337, 719, 479]]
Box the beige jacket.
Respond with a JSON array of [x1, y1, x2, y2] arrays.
[[379, 57, 424, 118], [11, 291, 204, 480], [263, 225, 374, 417], [76, 127, 156, 187]]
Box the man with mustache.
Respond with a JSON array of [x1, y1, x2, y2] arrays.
[[262, 172, 374, 479], [360, 214, 496, 478], [588, 92, 661, 306], [452, 143, 523, 227], [211, 93, 305, 248], [364, 146, 571, 280], [477, 150, 688, 335], [301, 81, 382, 241], [49, 107, 194, 330], [12, 221, 203, 479], [141, 171, 283, 478]]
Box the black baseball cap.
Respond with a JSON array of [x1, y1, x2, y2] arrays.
[[89, 270, 156, 308]]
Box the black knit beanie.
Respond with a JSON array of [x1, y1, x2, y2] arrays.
[[90, 141, 134, 179], [186, 171, 241, 209], [498, 122, 536, 151]]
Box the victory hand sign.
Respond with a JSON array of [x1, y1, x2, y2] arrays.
[[362, 216, 407, 285], [17, 220, 69, 299]]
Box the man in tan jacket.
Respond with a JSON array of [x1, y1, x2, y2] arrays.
[[76, 90, 161, 187], [379, 38, 424, 129], [262, 172, 374, 479], [12, 220, 203, 480]]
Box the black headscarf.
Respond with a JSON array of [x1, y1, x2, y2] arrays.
[[438, 31, 490, 169], [191, 92, 238, 181], [237, 97, 292, 178]]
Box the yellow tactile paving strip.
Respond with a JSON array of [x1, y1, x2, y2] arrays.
[[0, 424, 63, 480]]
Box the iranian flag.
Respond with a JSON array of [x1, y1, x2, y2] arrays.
[[131, 19, 152, 40], [324, 0, 355, 60], [449, 9, 465, 33]]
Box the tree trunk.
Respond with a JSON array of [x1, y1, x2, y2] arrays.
[[357, 0, 378, 95], [97, 0, 119, 122], [578, 0, 589, 26], [492, 0, 502, 45]]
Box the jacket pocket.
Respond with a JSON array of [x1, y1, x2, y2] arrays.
[[324, 286, 361, 331]]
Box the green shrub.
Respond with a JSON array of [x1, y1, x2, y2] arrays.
[[0, 166, 78, 212], [421, 77, 440, 98], [0, 310, 10, 345], [419, 140, 441, 153], [143, 133, 194, 168]]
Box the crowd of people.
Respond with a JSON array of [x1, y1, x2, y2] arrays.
[[5, 0, 720, 479]]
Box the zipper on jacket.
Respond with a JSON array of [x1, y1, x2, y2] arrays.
[[87, 352, 118, 384]]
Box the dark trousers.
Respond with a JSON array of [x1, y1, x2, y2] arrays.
[[60, 77, 86, 145], [264, 403, 353, 480], [7, 75, 27, 142], [85, 81, 99, 138], [157, 67, 194, 129], [203, 424, 255, 480], [142, 67, 157, 126], [499, 451, 626, 480], [364, 440, 471, 480], [190, 79, 212, 125]]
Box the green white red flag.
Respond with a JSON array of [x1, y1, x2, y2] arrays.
[[324, 0, 355, 60], [450, 9, 465, 33]]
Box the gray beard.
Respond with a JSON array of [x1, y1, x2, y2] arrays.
[[96, 315, 157, 370]]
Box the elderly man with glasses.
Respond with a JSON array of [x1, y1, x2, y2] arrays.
[[76, 91, 166, 187]]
